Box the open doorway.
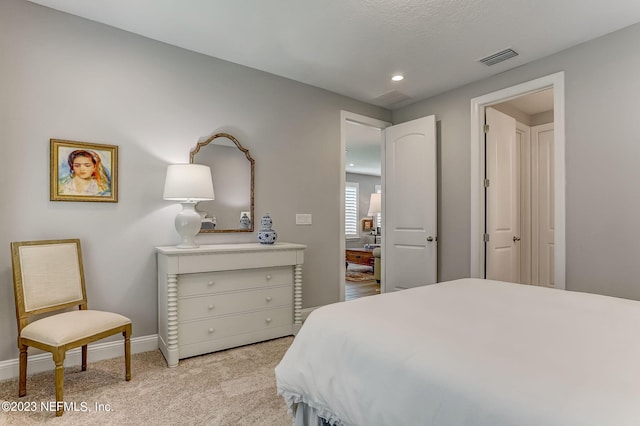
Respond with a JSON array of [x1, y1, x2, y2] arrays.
[[485, 89, 554, 286], [470, 72, 566, 289], [340, 111, 390, 301]]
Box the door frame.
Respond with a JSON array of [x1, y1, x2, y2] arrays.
[[470, 72, 566, 289], [340, 111, 390, 301]]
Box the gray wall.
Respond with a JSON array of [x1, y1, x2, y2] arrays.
[[0, 0, 390, 361], [394, 22, 640, 301]]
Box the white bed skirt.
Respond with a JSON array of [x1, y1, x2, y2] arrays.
[[287, 398, 334, 426]]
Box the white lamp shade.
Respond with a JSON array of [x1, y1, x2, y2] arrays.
[[163, 164, 215, 201], [367, 192, 381, 216]]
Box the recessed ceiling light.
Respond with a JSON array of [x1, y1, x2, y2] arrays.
[[349, 163, 355, 167], [391, 75, 404, 82]]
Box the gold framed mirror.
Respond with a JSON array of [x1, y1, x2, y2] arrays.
[[189, 133, 255, 233]]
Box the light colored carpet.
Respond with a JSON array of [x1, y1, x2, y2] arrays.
[[0, 337, 294, 425]]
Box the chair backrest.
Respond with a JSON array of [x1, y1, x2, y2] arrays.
[[10, 239, 87, 331]]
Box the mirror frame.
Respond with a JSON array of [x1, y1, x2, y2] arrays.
[[189, 132, 255, 233]]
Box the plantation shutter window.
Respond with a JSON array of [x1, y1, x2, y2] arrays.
[[345, 182, 359, 238]]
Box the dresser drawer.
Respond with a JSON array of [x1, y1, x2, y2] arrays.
[[178, 285, 293, 322], [178, 306, 292, 346], [178, 266, 292, 296]]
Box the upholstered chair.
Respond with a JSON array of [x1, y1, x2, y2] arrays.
[[10, 239, 132, 417]]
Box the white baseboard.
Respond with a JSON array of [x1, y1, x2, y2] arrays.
[[0, 334, 158, 382]]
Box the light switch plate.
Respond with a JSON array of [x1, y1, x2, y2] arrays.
[[296, 214, 312, 225]]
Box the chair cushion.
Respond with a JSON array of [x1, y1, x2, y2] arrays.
[[21, 310, 131, 346]]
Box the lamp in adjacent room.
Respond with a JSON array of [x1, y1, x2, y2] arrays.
[[163, 164, 215, 249], [367, 192, 382, 244]]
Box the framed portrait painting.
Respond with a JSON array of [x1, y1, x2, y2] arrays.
[[50, 139, 118, 202]]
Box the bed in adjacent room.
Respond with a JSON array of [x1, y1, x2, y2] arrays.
[[275, 278, 640, 426]]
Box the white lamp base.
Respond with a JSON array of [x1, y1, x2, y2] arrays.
[[174, 201, 201, 249]]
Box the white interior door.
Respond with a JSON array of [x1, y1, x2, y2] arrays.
[[532, 123, 555, 287], [384, 115, 437, 291], [486, 107, 521, 282]]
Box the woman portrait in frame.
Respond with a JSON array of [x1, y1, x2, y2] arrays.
[[50, 139, 118, 202]]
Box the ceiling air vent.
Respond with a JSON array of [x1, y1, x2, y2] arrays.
[[479, 48, 519, 66]]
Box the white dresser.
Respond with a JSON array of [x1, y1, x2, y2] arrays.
[[156, 242, 305, 367]]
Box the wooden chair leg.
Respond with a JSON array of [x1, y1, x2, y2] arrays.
[[53, 351, 66, 417], [124, 328, 131, 381], [81, 345, 87, 371], [18, 344, 28, 397]]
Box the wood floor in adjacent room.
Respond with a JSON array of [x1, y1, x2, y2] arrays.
[[346, 280, 380, 301], [345, 264, 380, 301]]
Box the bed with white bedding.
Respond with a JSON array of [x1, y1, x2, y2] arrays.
[[275, 278, 640, 426]]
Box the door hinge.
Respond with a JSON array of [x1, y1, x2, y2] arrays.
[[484, 124, 490, 133], [483, 178, 490, 188], [483, 233, 490, 242]]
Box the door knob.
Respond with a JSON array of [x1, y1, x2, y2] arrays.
[[427, 236, 434, 242], [513, 236, 521, 242]]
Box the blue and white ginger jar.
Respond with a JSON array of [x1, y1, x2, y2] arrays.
[[257, 213, 277, 244], [240, 212, 251, 229]]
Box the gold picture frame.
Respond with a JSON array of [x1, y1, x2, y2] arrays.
[[50, 139, 118, 202]]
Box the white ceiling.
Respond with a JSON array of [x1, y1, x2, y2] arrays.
[[27, 0, 640, 110], [503, 89, 554, 116]]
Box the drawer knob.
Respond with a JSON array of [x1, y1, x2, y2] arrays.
[[266, 296, 272, 302], [266, 274, 272, 280], [208, 304, 214, 310], [207, 281, 214, 286], [208, 328, 215, 334], [266, 318, 272, 323]]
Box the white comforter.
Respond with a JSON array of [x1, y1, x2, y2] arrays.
[[275, 278, 640, 426]]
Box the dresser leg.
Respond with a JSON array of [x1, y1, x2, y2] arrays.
[[293, 264, 303, 333], [166, 273, 179, 367]]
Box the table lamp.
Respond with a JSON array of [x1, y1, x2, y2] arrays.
[[163, 164, 214, 248]]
